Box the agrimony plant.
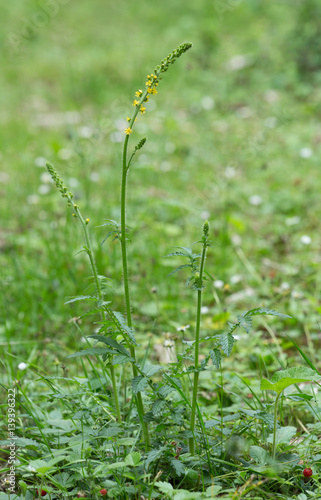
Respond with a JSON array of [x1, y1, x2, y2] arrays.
[[46, 42, 193, 451]]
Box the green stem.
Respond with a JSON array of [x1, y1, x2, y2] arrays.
[[75, 207, 122, 424], [120, 113, 150, 450], [272, 392, 282, 459], [189, 236, 208, 455]]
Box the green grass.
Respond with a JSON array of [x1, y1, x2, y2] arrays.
[[1, 1, 321, 498]]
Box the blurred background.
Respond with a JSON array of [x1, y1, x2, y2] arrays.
[[1, 0, 321, 366]]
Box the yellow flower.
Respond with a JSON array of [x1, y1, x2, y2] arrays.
[[140, 106, 146, 114], [124, 127, 132, 135], [147, 87, 152, 94], [151, 88, 158, 95], [133, 100, 139, 106], [135, 89, 143, 97], [126, 117, 130, 122]]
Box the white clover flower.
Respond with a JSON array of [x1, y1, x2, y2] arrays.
[[18, 362, 27, 370], [231, 234, 242, 246], [40, 172, 53, 184], [224, 166, 236, 179], [300, 235, 311, 245], [79, 126, 93, 138], [27, 194, 39, 205], [58, 148, 73, 160], [201, 306, 209, 314], [230, 274, 242, 284], [90, 172, 100, 182], [300, 147, 312, 158], [0, 172, 9, 183], [201, 96, 215, 110], [227, 54, 249, 71], [110, 131, 123, 143], [68, 177, 79, 188], [214, 280, 224, 289], [34, 157, 47, 167], [201, 211, 210, 220], [38, 184, 50, 195], [160, 161, 171, 172], [248, 195, 262, 206], [264, 90, 279, 103], [285, 216, 300, 226], [264, 116, 277, 129]]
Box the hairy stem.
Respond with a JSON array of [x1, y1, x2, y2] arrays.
[[272, 392, 282, 459], [75, 206, 122, 424], [189, 229, 209, 455], [121, 125, 150, 450]]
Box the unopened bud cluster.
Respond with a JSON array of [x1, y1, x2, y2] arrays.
[[46, 162, 73, 201]]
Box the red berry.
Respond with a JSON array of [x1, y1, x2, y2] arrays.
[[37, 490, 47, 497], [303, 468, 313, 478], [99, 489, 108, 496]]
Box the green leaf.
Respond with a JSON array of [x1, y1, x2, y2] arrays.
[[67, 347, 115, 358], [107, 461, 127, 470], [112, 355, 135, 365], [267, 426, 297, 446], [260, 367, 319, 395], [145, 447, 166, 470], [112, 311, 137, 344], [220, 332, 236, 357], [209, 348, 221, 369], [246, 307, 291, 319], [89, 335, 131, 357], [249, 446, 270, 466], [155, 481, 174, 495], [237, 314, 253, 333], [170, 459, 185, 477], [64, 295, 95, 304], [152, 399, 166, 416], [132, 376, 149, 394], [142, 364, 163, 377], [166, 264, 192, 278], [125, 452, 142, 467]]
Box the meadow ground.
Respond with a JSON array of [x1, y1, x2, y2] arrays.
[[1, 1, 321, 499]]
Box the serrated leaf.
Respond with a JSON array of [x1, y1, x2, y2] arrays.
[[145, 447, 166, 470], [152, 399, 166, 416], [132, 376, 149, 394], [237, 314, 253, 333], [220, 332, 236, 357], [107, 461, 127, 470], [166, 264, 192, 278], [246, 307, 291, 319], [170, 458, 186, 476], [260, 367, 319, 394], [267, 426, 297, 446], [67, 347, 115, 358], [112, 311, 137, 344], [155, 481, 174, 494], [249, 445, 270, 466], [125, 452, 142, 466], [209, 348, 221, 369], [89, 335, 130, 357], [157, 385, 175, 398], [142, 364, 163, 377], [64, 295, 95, 305], [112, 355, 135, 365]]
